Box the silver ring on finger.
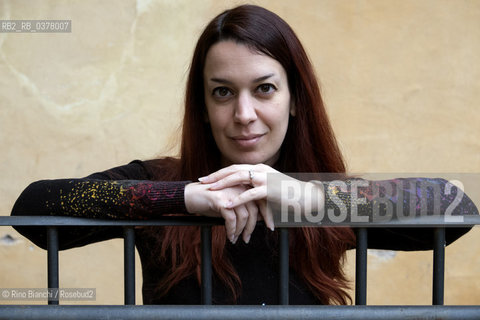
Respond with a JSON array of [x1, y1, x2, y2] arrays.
[[249, 170, 255, 186]]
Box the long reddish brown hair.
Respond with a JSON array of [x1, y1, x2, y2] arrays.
[[149, 5, 355, 304]]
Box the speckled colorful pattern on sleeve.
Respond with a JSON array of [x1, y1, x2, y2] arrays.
[[321, 177, 478, 221], [36, 179, 188, 219]]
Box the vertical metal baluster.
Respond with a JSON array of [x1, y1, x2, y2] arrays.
[[47, 227, 59, 305], [123, 227, 136, 305], [279, 228, 289, 305], [201, 226, 212, 305], [355, 228, 368, 305], [433, 227, 445, 305]]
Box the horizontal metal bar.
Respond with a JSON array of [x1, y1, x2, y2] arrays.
[[2, 215, 480, 227], [1, 305, 480, 320], [275, 214, 480, 227], [0, 216, 225, 227]]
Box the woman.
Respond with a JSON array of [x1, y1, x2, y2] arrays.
[[11, 5, 477, 305]]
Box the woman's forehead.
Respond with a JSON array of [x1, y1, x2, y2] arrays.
[[203, 41, 286, 83]]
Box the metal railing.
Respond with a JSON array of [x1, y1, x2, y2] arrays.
[[1, 215, 480, 320]]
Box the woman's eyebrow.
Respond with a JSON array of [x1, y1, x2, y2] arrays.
[[252, 73, 275, 83], [209, 73, 276, 85]]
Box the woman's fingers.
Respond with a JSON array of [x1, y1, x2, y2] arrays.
[[199, 164, 273, 185], [233, 205, 249, 243], [220, 207, 237, 243], [225, 185, 266, 208], [258, 199, 275, 231], [199, 165, 248, 184], [222, 199, 274, 243], [197, 165, 278, 243], [188, 179, 273, 242], [242, 201, 259, 243], [221, 204, 257, 244], [218, 183, 273, 239], [221, 202, 253, 244], [208, 170, 251, 190]]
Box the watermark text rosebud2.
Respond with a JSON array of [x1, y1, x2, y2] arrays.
[[266, 173, 477, 227]]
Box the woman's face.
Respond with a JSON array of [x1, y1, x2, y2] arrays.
[[203, 40, 293, 166]]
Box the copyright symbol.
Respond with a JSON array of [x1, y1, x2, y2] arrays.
[[2, 290, 10, 298]]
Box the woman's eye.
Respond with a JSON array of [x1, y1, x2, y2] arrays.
[[256, 84, 276, 94], [212, 87, 233, 98]]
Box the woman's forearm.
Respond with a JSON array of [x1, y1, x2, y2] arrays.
[[11, 179, 190, 219]]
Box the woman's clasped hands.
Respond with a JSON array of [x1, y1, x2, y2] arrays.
[[185, 164, 274, 244], [185, 164, 325, 244]]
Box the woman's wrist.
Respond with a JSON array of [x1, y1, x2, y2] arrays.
[[184, 182, 197, 214], [184, 182, 211, 214]]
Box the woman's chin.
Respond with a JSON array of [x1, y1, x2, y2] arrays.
[[221, 152, 279, 166]]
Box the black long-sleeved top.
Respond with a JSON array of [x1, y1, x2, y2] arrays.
[[10, 160, 478, 304]]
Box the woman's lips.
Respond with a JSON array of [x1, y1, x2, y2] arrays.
[[230, 133, 265, 148]]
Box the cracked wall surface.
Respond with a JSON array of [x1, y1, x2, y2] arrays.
[[1, 0, 479, 305]]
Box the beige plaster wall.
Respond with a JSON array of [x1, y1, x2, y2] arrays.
[[1, 0, 479, 305]]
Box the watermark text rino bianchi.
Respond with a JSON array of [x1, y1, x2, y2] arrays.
[[0, 20, 71, 33], [0, 288, 95, 301]]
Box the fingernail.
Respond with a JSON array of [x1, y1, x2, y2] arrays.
[[270, 226, 275, 232], [229, 234, 235, 243], [224, 200, 233, 209], [198, 176, 207, 182], [244, 235, 251, 244], [232, 236, 238, 244]]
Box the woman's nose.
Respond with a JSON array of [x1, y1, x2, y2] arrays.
[[234, 92, 257, 125]]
